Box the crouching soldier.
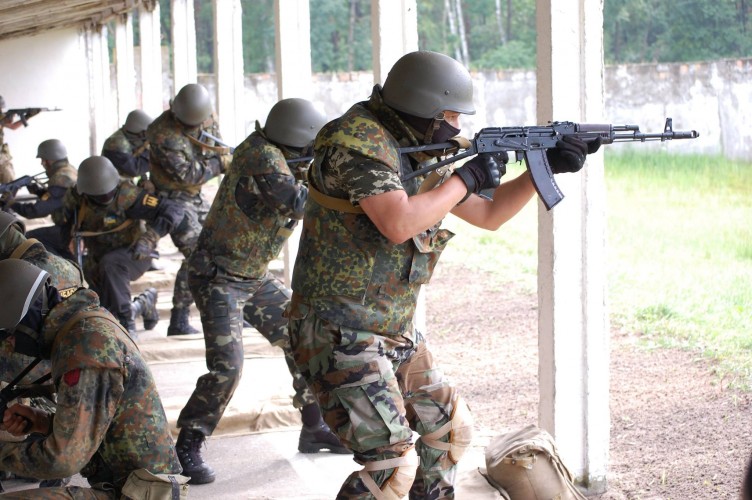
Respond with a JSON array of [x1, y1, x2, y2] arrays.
[[0, 259, 184, 498], [58, 156, 184, 335]]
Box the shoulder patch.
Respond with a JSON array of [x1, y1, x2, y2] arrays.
[[63, 368, 81, 387], [142, 194, 159, 208], [58, 287, 77, 299]]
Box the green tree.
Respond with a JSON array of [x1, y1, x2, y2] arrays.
[[310, 0, 371, 72], [242, 0, 275, 73]]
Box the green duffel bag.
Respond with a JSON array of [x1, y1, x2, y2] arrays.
[[120, 468, 190, 500], [484, 425, 587, 500]]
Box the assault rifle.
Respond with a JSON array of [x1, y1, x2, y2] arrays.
[[400, 117, 699, 210], [0, 358, 52, 435], [3, 107, 61, 127], [0, 172, 47, 207]]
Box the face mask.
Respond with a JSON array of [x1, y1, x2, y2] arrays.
[[87, 190, 117, 206], [430, 120, 461, 144]]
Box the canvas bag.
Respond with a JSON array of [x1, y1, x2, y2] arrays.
[[120, 468, 190, 500], [484, 425, 587, 500]]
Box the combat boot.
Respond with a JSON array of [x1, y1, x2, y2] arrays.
[[298, 419, 350, 454], [167, 307, 200, 336], [175, 428, 216, 484], [132, 287, 159, 330]]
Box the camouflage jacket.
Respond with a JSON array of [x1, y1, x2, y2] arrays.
[[58, 180, 184, 262], [291, 86, 453, 335], [145, 110, 223, 195], [101, 127, 150, 179], [0, 288, 181, 493], [12, 159, 77, 221], [189, 126, 307, 279]]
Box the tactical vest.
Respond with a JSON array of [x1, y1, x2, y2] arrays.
[[47, 160, 77, 189], [292, 100, 453, 335], [190, 132, 294, 279]]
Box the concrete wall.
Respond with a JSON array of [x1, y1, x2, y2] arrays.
[[203, 58, 751, 160]]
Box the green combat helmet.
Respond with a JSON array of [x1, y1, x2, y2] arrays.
[[381, 50, 476, 119], [264, 98, 328, 148], [0, 210, 25, 237], [171, 83, 213, 126], [77, 156, 120, 196], [0, 259, 49, 330], [124, 109, 154, 134], [36, 139, 68, 162]]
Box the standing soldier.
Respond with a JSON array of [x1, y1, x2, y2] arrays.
[[175, 98, 347, 485], [101, 109, 154, 182], [0, 259, 184, 498], [286, 51, 600, 498], [58, 156, 184, 335], [6, 139, 77, 260], [145, 83, 232, 336], [0, 96, 37, 184]]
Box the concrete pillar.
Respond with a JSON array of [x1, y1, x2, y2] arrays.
[[274, 0, 313, 287], [370, 0, 418, 85], [536, 0, 609, 493], [213, 0, 245, 146], [171, 0, 198, 92], [114, 13, 136, 125], [138, 0, 164, 115], [83, 24, 114, 155]]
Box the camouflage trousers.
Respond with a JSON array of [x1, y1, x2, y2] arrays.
[[287, 299, 467, 499], [0, 486, 114, 499], [163, 191, 209, 309], [178, 268, 315, 436]]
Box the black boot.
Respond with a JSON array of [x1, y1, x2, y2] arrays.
[[132, 288, 159, 330], [298, 404, 350, 454], [175, 428, 216, 484], [167, 307, 200, 336]]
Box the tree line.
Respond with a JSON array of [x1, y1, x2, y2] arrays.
[[149, 0, 751, 74]]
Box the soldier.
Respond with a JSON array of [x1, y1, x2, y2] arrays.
[[0, 259, 183, 498], [0, 95, 34, 184], [286, 51, 600, 498], [145, 83, 232, 336], [6, 139, 77, 260], [101, 109, 153, 182], [175, 98, 346, 485], [58, 156, 184, 335]]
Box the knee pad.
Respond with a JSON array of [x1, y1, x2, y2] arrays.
[[420, 395, 474, 463], [358, 446, 419, 500]]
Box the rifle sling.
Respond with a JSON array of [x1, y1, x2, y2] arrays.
[[183, 132, 231, 155], [10, 238, 40, 259], [75, 199, 135, 237], [54, 310, 137, 351]]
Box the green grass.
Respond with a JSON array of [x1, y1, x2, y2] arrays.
[[439, 152, 752, 389]]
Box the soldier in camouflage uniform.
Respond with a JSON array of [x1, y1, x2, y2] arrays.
[[58, 156, 184, 335], [287, 51, 599, 499], [6, 139, 77, 260], [175, 98, 347, 485], [0, 95, 32, 185], [145, 83, 232, 336], [101, 109, 153, 181], [0, 259, 182, 498]]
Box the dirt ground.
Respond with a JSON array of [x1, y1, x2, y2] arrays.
[[424, 262, 752, 500]]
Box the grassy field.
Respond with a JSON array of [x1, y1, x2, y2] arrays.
[[439, 151, 752, 389]]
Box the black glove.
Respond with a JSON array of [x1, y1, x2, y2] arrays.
[[546, 135, 601, 174], [27, 182, 46, 197], [453, 152, 507, 203], [129, 227, 160, 261]]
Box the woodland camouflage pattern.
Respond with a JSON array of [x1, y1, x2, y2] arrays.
[[0, 288, 181, 497], [288, 87, 466, 498], [101, 127, 150, 179], [179, 127, 314, 435], [0, 217, 83, 384], [0, 118, 15, 184], [11, 159, 76, 222], [145, 110, 227, 308]]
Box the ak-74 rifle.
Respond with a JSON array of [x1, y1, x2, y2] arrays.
[[3, 107, 62, 127], [400, 117, 699, 210]]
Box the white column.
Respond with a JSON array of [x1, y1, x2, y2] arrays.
[[371, 0, 418, 85], [114, 13, 136, 124], [213, 0, 245, 146], [171, 0, 198, 91], [536, 0, 608, 494], [83, 23, 114, 155], [275, 0, 313, 287], [138, 0, 164, 114]]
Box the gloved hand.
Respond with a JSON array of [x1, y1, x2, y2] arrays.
[[546, 135, 601, 174], [27, 182, 46, 197], [129, 227, 160, 261], [453, 152, 507, 203]]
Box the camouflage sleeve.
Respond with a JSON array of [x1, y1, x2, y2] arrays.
[[0, 368, 123, 480], [124, 190, 185, 236], [324, 149, 404, 205], [151, 136, 221, 185], [253, 173, 307, 220]]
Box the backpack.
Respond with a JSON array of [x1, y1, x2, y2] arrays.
[[484, 425, 587, 500]]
